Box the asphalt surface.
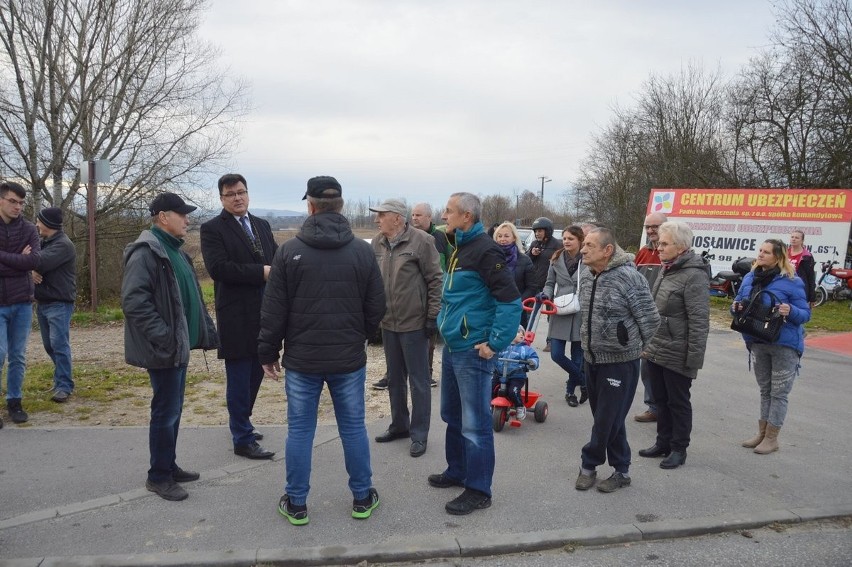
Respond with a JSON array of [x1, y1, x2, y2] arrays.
[[1, 327, 851, 566]]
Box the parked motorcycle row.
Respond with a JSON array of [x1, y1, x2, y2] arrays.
[[702, 250, 852, 308]]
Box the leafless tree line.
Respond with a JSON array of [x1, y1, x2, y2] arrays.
[[0, 0, 248, 299], [574, 0, 852, 245]]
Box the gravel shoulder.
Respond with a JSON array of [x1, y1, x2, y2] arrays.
[[21, 323, 402, 428]]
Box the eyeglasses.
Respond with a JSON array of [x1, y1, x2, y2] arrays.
[[221, 190, 248, 199], [657, 241, 671, 248], [2, 196, 26, 207], [643, 224, 660, 230]]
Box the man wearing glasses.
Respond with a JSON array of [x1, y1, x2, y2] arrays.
[[634, 211, 667, 424], [0, 181, 40, 427], [201, 174, 278, 459]]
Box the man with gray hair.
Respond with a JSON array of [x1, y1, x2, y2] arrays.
[[370, 199, 442, 458], [575, 227, 660, 493], [427, 192, 521, 515]]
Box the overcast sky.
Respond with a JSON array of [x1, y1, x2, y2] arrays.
[[197, 0, 777, 214]]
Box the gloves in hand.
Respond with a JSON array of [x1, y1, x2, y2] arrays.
[[535, 292, 549, 302]]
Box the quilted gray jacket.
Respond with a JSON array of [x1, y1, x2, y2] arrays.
[[643, 250, 711, 378], [579, 246, 660, 365]]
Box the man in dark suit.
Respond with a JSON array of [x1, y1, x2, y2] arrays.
[[200, 173, 278, 459]]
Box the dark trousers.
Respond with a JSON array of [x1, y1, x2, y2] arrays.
[[225, 356, 264, 446], [148, 366, 187, 483], [581, 359, 640, 474], [644, 360, 693, 451], [383, 329, 431, 442], [640, 359, 657, 413]]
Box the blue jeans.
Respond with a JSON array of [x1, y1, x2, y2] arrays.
[[581, 359, 640, 474], [0, 302, 34, 400], [37, 302, 75, 394], [550, 339, 585, 394], [148, 366, 187, 483], [440, 346, 496, 497], [751, 343, 799, 427], [224, 356, 264, 446], [284, 367, 372, 506]]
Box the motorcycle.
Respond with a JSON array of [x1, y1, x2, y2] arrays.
[[708, 256, 755, 299], [814, 258, 852, 307]]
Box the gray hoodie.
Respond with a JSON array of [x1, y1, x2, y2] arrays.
[[579, 246, 661, 365]]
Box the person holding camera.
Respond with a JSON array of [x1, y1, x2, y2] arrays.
[[733, 239, 810, 455]]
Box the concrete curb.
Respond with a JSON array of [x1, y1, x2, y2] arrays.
[[2, 506, 850, 567]]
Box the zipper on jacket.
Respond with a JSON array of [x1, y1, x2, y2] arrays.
[[586, 275, 597, 364]]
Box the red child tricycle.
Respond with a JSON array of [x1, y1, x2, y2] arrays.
[[490, 296, 556, 432]]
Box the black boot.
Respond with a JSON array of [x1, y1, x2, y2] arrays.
[[7, 398, 28, 424], [579, 387, 588, 404], [660, 450, 687, 469]]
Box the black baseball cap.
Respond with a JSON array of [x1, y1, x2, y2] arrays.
[[149, 193, 197, 215], [302, 176, 342, 200]]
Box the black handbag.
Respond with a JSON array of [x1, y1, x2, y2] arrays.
[[730, 289, 784, 343]]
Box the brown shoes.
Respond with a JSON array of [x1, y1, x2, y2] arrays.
[[634, 410, 657, 422]]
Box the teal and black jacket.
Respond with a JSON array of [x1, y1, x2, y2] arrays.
[[438, 222, 522, 353]]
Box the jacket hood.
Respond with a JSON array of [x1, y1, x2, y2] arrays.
[[297, 212, 354, 250], [454, 221, 485, 247], [668, 249, 712, 277], [602, 245, 634, 272], [123, 229, 167, 263]]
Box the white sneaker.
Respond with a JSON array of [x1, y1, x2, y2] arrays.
[[515, 407, 526, 420]]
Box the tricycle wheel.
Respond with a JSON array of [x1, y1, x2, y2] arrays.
[[492, 407, 507, 432], [534, 401, 548, 423]]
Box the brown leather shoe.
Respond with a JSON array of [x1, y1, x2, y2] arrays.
[[634, 410, 657, 423]]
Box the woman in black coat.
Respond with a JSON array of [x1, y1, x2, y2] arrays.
[[493, 222, 535, 327], [788, 230, 816, 305]]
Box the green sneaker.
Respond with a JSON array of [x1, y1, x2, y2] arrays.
[[278, 495, 309, 526], [352, 488, 380, 519]]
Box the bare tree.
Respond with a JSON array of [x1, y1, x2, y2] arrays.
[[480, 194, 512, 227], [0, 0, 248, 216], [728, 0, 852, 188]]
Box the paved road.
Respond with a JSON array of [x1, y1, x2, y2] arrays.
[[1, 328, 850, 566]]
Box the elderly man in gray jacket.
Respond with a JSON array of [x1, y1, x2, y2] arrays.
[[574, 227, 660, 494], [370, 198, 443, 458], [122, 193, 218, 501]]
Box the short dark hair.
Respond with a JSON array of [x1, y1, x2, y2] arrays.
[[0, 181, 26, 199], [217, 173, 247, 194]]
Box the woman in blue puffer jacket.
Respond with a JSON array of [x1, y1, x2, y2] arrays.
[[733, 239, 810, 455]]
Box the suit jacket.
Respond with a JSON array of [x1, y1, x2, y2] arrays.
[[200, 210, 277, 359]]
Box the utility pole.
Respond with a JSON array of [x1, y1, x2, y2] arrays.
[[539, 176, 551, 215]]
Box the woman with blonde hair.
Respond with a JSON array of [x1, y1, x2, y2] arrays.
[[493, 222, 535, 326], [733, 239, 810, 454]]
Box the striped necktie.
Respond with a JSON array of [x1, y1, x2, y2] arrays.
[[240, 216, 255, 242]]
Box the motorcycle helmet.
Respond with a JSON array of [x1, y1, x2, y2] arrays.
[[531, 217, 554, 239]]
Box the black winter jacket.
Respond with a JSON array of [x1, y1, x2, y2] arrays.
[[257, 212, 386, 374], [35, 231, 76, 303]]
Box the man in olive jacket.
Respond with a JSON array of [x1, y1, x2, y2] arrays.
[[370, 198, 442, 458], [122, 193, 218, 502]]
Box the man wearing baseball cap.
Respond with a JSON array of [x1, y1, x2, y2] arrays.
[[33, 207, 77, 403], [122, 192, 219, 501], [369, 198, 442, 458]]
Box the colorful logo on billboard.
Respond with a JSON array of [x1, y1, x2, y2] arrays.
[[651, 191, 674, 214]]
